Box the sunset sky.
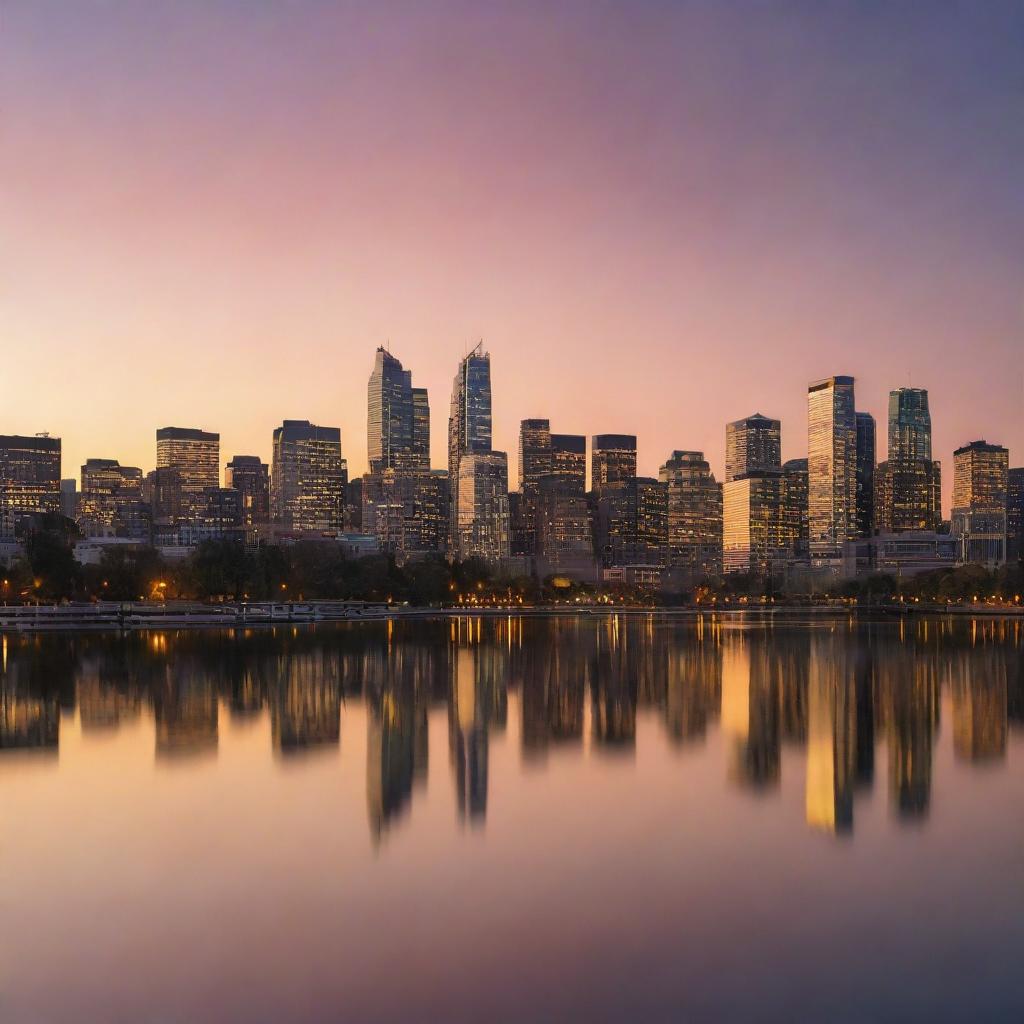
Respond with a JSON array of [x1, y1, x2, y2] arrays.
[[3, 1, 1021, 505]]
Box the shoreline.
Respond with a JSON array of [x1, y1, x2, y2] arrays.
[[0, 600, 1021, 634]]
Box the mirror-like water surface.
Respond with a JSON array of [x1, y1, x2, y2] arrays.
[[2, 614, 1023, 1022]]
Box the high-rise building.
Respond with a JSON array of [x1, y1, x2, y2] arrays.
[[197, 487, 244, 541], [453, 452, 510, 562], [723, 471, 788, 575], [59, 479, 78, 520], [271, 420, 347, 534], [725, 414, 781, 482], [362, 468, 449, 560], [855, 412, 875, 538], [877, 388, 941, 532], [224, 456, 270, 528], [591, 435, 637, 489], [367, 347, 430, 473], [592, 477, 667, 568], [156, 427, 219, 520], [516, 422, 586, 557], [0, 434, 61, 528], [807, 376, 857, 559], [448, 345, 509, 562], [78, 458, 146, 537], [1008, 467, 1024, 563], [145, 466, 185, 527], [659, 450, 722, 578], [550, 434, 586, 494], [952, 440, 1009, 566], [535, 473, 593, 575], [782, 458, 809, 557]]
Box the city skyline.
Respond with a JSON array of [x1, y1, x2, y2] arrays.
[[3, 2, 1022, 506]]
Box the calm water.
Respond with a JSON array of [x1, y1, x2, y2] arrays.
[[2, 614, 1023, 1023]]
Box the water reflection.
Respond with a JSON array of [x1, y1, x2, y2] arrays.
[[0, 615, 1021, 842]]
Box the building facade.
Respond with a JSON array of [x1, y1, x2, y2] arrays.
[[855, 411, 875, 538], [725, 414, 781, 482], [271, 420, 347, 534], [782, 458, 809, 557], [367, 347, 430, 473], [876, 388, 941, 532], [723, 472, 788, 575], [952, 440, 1009, 566], [1008, 467, 1024, 563], [78, 458, 147, 537], [0, 434, 61, 529], [224, 455, 270, 528], [807, 376, 857, 559], [155, 427, 220, 520], [591, 434, 637, 489], [659, 450, 723, 578]]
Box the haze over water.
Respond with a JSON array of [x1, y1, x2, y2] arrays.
[[2, 615, 1023, 1021]]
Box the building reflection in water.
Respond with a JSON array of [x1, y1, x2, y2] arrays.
[[0, 616, 1021, 841]]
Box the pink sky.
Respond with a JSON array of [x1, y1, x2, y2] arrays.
[[2, 2, 1021, 510]]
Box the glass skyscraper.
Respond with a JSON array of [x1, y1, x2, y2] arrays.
[[367, 347, 429, 473], [725, 414, 781, 482], [807, 376, 857, 559], [0, 433, 62, 528], [855, 412, 875, 539], [659, 450, 722, 578], [591, 435, 637, 489], [448, 345, 508, 561], [877, 388, 941, 532], [225, 455, 270, 528]]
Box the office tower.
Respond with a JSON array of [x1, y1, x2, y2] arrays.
[[535, 473, 593, 574], [1008, 468, 1024, 563], [448, 345, 509, 562], [60, 478, 78, 520], [591, 434, 637, 489], [807, 376, 857, 558], [448, 342, 493, 473], [197, 487, 244, 541], [144, 466, 185, 526], [855, 412, 875, 538], [782, 458, 809, 557], [155, 427, 219, 519], [659, 450, 723, 578], [271, 420, 347, 534], [517, 419, 551, 554], [517, 423, 587, 557], [725, 414, 781, 482], [362, 468, 449, 560], [345, 477, 363, 532], [0, 434, 61, 531], [453, 453, 510, 561], [723, 472, 788, 575], [367, 347, 430, 473], [592, 477, 668, 568], [551, 435, 587, 493], [78, 459, 146, 537], [224, 455, 270, 528], [877, 388, 941, 532], [952, 440, 1009, 566]]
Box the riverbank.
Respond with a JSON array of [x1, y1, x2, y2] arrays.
[[0, 599, 1022, 633]]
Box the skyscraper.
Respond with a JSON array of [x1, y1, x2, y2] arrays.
[[782, 458, 809, 557], [516, 422, 587, 557], [1008, 467, 1024, 564], [855, 412, 875, 538], [723, 472, 788, 575], [592, 477, 667, 568], [659, 450, 723, 578], [367, 347, 430, 473], [78, 458, 146, 537], [156, 427, 219, 520], [550, 434, 586, 493], [448, 345, 508, 562], [0, 434, 61, 528], [807, 376, 857, 559], [725, 414, 781, 482], [225, 455, 270, 528], [591, 435, 637, 489], [877, 388, 941, 532], [952, 440, 1009, 566], [271, 420, 347, 534]]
